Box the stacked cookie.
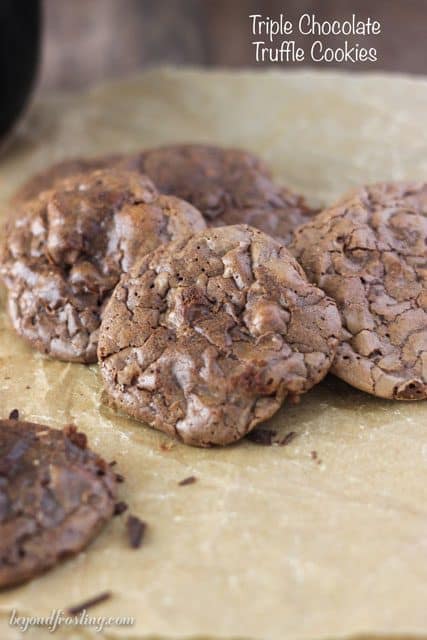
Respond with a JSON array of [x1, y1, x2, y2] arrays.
[[1, 146, 426, 447]]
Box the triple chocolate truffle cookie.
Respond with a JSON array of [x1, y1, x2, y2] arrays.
[[0, 420, 118, 588], [10, 146, 315, 244], [137, 144, 315, 243], [337, 181, 427, 213], [289, 182, 427, 400], [0, 169, 206, 363], [98, 225, 342, 447], [11, 153, 135, 205]]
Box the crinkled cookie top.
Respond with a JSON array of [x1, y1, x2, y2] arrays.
[[1, 168, 206, 363], [99, 224, 341, 447], [137, 144, 315, 244], [289, 182, 427, 400]]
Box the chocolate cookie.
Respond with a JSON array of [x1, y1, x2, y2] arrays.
[[11, 153, 135, 204], [136, 144, 315, 244], [289, 182, 427, 400], [337, 181, 427, 213], [0, 169, 206, 363], [98, 225, 341, 447], [0, 420, 118, 588]]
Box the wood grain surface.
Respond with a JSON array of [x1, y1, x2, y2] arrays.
[[40, 0, 427, 90]]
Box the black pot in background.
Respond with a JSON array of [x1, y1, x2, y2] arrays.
[[0, 0, 41, 144]]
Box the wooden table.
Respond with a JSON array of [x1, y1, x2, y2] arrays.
[[40, 0, 427, 91]]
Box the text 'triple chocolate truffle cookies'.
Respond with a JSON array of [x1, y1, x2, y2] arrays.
[[0, 421, 119, 589], [0, 168, 206, 363], [289, 182, 427, 400], [98, 224, 342, 447]]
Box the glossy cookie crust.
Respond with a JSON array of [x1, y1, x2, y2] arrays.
[[289, 182, 427, 400], [1, 169, 205, 363], [98, 224, 341, 446], [0, 420, 118, 589], [137, 144, 315, 244]]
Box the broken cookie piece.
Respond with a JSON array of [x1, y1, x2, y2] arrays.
[[289, 182, 427, 400], [98, 224, 341, 447], [0, 420, 119, 589], [0, 168, 206, 363]]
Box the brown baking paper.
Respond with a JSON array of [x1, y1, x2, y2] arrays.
[[0, 68, 427, 640]]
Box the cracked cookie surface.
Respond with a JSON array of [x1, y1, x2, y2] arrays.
[[98, 224, 341, 447], [289, 182, 427, 400], [0, 169, 206, 363], [0, 420, 118, 588], [136, 144, 315, 244], [10, 153, 137, 204], [337, 181, 427, 213]]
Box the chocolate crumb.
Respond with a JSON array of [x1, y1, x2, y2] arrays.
[[114, 501, 128, 516], [67, 591, 112, 615], [109, 460, 117, 467], [63, 424, 87, 450], [126, 515, 146, 549], [115, 473, 125, 483], [310, 450, 322, 464], [279, 431, 297, 446], [178, 476, 197, 486], [8, 409, 19, 420], [246, 429, 277, 445], [160, 441, 175, 452]]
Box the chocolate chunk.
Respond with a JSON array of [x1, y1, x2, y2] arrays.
[[67, 591, 112, 615], [126, 515, 146, 549], [98, 224, 342, 447], [246, 429, 277, 445], [178, 476, 197, 486], [279, 431, 297, 446], [135, 144, 316, 245], [63, 424, 87, 450], [113, 501, 128, 516], [310, 450, 322, 465], [0, 420, 119, 588], [247, 429, 297, 446], [8, 409, 19, 420], [0, 169, 205, 363], [289, 181, 427, 400]]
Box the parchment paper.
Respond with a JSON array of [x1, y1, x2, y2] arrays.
[[0, 68, 427, 640]]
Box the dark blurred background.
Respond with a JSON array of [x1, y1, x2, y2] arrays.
[[41, 0, 427, 91]]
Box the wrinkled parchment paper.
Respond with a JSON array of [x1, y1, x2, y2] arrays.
[[0, 68, 427, 640]]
